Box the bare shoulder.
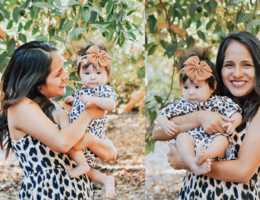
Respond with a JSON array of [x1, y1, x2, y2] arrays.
[[9, 97, 40, 113]]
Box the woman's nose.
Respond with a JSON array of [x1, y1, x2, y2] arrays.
[[62, 71, 69, 81], [233, 66, 243, 78]]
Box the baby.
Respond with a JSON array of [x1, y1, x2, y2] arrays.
[[157, 49, 242, 175], [65, 44, 116, 198]]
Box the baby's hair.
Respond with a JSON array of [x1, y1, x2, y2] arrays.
[[178, 48, 218, 92], [77, 42, 111, 78]]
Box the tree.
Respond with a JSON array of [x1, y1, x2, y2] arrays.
[[0, 0, 144, 105], [145, 0, 260, 154]]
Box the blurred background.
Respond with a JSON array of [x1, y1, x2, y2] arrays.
[[0, 0, 145, 199], [145, 0, 260, 199]]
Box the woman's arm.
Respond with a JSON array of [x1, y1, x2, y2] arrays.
[[168, 108, 260, 183], [8, 98, 105, 153], [153, 111, 233, 141]]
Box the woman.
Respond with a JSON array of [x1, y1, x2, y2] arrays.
[[153, 31, 260, 199], [0, 41, 116, 199]]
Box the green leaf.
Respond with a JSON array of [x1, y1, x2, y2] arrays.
[[63, 85, 75, 99], [90, 24, 105, 31], [18, 33, 27, 43], [235, 10, 241, 24], [0, 56, 10, 72], [117, 32, 125, 46], [32, 26, 39, 35], [129, 32, 136, 40], [206, 19, 216, 30], [189, 2, 197, 19], [51, 35, 68, 44], [107, 12, 115, 22], [24, 0, 31, 8], [35, 35, 48, 42], [237, 13, 251, 24], [160, 40, 168, 50], [54, 0, 61, 7], [131, 56, 137, 64], [90, 11, 97, 23], [84, 3, 100, 12], [6, 20, 13, 30], [59, 18, 65, 31], [69, 72, 80, 81], [60, 19, 74, 31], [203, 2, 211, 15], [33, 2, 53, 8], [24, 20, 33, 30], [148, 44, 157, 56], [149, 110, 157, 125], [184, 18, 192, 29], [197, 30, 206, 41], [18, 22, 23, 32], [7, 38, 16, 54], [187, 36, 195, 48], [196, 19, 201, 29], [82, 7, 91, 22], [154, 95, 163, 104], [247, 19, 260, 32], [50, 8, 64, 15], [13, 6, 21, 23], [213, 23, 222, 34], [0, 3, 10, 19], [106, 0, 113, 15], [127, 9, 136, 16], [70, 27, 85, 40], [68, 0, 78, 6], [166, 43, 177, 58], [107, 28, 114, 41], [147, 15, 157, 34], [209, 0, 217, 13], [116, 10, 125, 22], [137, 66, 145, 79], [64, 61, 75, 67]]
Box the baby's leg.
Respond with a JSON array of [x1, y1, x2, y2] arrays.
[[87, 168, 115, 198], [176, 133, 211, 175], [195, 135, 229, 165], [67, 148, 90, 178]]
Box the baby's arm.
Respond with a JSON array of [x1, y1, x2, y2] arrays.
[[64, 95, 75, 105], [223, 111, 242, 137], [156, 115, 178, 137], [80, 95, 115, 111]]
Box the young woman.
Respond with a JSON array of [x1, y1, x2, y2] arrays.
[[0, 41, 116, 200], [153, 31, 260, 199]]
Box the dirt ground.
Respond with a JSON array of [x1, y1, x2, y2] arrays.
[[0, 111, 145, 200], [145, 141, 186, 200]]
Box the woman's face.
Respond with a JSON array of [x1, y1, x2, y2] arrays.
[[38, 51, 69, 99], [221, 41, 255, 97]]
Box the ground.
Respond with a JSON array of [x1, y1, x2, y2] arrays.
[[145, 141, 186, 200], [0, 111, 145, 200]]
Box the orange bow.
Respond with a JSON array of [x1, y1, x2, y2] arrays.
[[86, 46, 112, 68], [183, 56, 213, 81]]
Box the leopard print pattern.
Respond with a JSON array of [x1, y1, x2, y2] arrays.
[[11, 124, 93, 200], [70, 85, 117, 167], [178, 122, 260, 200], [159, 95, 241, 160]]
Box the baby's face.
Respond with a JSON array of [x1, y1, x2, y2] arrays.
[[79, 65, 108, 89], [181, 78, 214, 103]]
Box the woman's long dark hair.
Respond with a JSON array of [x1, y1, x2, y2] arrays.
[[0, 41, 58, 158], [216, 31, 260, 132]]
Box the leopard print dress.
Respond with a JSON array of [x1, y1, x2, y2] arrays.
[[11, 124, 93, 200], [70, 85, 117, 167], [178, 122, 260, 199], [159, 95, 241, 161]]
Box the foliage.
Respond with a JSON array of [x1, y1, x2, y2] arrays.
[[0, 0, 144, 108], [145, 0, 260, 154]]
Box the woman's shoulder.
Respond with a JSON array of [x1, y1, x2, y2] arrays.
[[10, 97, 39, 112]]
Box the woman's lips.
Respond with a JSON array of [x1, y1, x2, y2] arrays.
[[59, 83, 65, 88], [231, 81, 246, 87]]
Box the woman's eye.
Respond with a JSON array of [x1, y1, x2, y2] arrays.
[[244, 63, 252, 67], [224, 64, 233, 67]]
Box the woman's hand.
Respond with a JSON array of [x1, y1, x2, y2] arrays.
[[84, 104, 105, 120], [167, 143, 190, 170], [199, 111, 234, 134]]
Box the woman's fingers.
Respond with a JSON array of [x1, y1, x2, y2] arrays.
[[221, 115, 235, 122]]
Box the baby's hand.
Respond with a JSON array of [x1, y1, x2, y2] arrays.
[[222, 122, 236, 138], [80, 95, 95, 106], [161, 120, 178, 137], [64, 95, 75, 105]]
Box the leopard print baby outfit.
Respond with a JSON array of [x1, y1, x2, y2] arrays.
[[179, 122, 260, 200], [70, 85, 117, 167], [11, 124, 93, 200], [159, 95, 241, 160]]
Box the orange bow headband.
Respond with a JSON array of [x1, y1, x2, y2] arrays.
[[182, 56, 213, 81], [77, 46, 112, 68]]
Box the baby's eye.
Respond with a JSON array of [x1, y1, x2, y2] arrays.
[[195, 86, 200, 89], [184, 86, 188, 89], [85, 72, 90, 75], [97, 72, 101, 74]]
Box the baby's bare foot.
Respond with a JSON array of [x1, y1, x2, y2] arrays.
[[195, 142, 206, 166], [67, 163, 90, 178], [105, 176, 116, 198], [191, 158, 211, 175]]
